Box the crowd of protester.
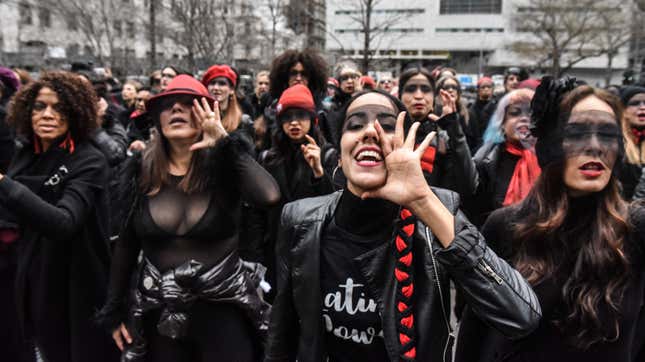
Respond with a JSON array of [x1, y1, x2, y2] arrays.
[[0, 49, 644, 362]]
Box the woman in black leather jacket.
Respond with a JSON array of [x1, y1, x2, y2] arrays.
[[98, 75, 280, 361], [265, 89, 541, 362]]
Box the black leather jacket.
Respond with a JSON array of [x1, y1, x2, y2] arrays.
[[266, 190, 541, 362]]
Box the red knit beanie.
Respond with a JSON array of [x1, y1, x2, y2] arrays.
[[276, 84, 315, 116], [477, 76, 494, 87], [201, 64, 237, 88]]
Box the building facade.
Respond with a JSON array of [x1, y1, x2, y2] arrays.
[[0, 0, 300, 76], [325, 0, 632, 86]]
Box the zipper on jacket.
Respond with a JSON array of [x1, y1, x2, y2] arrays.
[[477, 259, 503, 285], [425, 226, 455, 362]]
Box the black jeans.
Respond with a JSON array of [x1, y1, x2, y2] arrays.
[[143, 301, 260, 362]]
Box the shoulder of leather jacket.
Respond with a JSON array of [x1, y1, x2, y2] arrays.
[[281, 190, 342, 227]]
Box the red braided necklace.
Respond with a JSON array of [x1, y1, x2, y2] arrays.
[[394, 209, 416, 360]]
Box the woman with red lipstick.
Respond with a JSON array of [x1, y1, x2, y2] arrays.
[[397, 65, 478, 199], [455, 79, 645, 362], [0, 71, 117, 362], [265, 89, 541, 362], [247, 84, 335, 301], [98, 75, 280, 361], [619, 86, 645, 200]]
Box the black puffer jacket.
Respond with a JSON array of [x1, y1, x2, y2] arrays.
[[265, 190, 542, 362]]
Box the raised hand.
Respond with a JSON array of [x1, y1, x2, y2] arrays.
[[439, 89, 457, 117], [361, 111, 436, 208], [301, 134, 324, 178], [190, 97, 228, 151]]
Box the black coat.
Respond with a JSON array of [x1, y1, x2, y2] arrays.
[[0, 139, 118, 362], [244, 144, 335, 296], [265, 190, 541, 362]]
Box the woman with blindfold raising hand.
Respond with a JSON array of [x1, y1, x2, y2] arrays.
[[98, 75, 280, 362]]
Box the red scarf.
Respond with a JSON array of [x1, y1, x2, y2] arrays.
[[419, 146, 436, 173], [33, 132, 75, 154], [503, 142, 541, 206], [632, 127, 645, 144]]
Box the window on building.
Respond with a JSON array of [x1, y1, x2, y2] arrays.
[[38, 8, 51, 27], [114, 20, 122, 37], [126, 21, 135, 38], [19, 2, 32, 25], [67, 17, 78, 31], [440, 0, 502, 14]]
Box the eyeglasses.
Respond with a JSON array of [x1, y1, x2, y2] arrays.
[[289, 70, 307, 79], [627, 99, 645, 107], [441, 85, 459, 91], [339, 73, 360, 82], [402, 84, 433, 94]]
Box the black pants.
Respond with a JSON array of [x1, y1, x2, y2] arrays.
[[143, 301, 260, 362]]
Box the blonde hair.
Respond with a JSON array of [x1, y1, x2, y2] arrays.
[[622, 113, 645, 164]]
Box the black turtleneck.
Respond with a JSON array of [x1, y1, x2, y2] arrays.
[[334, 189, 398, 236]]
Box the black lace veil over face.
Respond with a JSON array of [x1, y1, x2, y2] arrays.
[[562, 110, 622, 168]]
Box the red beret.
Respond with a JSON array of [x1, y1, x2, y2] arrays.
[[276, 84, 315, 116], [201, 64, 237, 88], [518, 78, 541, 90]]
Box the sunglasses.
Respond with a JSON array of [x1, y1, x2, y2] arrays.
[[403, 84, 433, 94], [289, 70, 307, 79]]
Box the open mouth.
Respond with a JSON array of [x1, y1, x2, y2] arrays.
[[579, 161, 605, 177], [637, 111, 645, 120], [579, 162, 605, 171], [354, 147, 383, 166]]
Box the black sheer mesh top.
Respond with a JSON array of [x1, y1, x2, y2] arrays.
[[104, 150, 280, 316], [134, 174, 239, 269]]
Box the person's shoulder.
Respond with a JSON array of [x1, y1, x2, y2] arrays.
[[72, 141, 108, 166], [483, 206, 519, 233], [629, 201, 645, 239], [281, 191, 341, 226]]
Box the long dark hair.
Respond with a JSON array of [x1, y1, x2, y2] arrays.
[[512, 86, 630, 349]]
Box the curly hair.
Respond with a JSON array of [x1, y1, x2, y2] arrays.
[[269, 49, 328, 99], [8, 71, 99, 144]]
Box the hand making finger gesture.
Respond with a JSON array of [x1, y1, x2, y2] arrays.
[[361, 111, 436, 208], [439, 89, 457, 117], [190, 97, 228, 151], [301, 134, 324, 178]]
